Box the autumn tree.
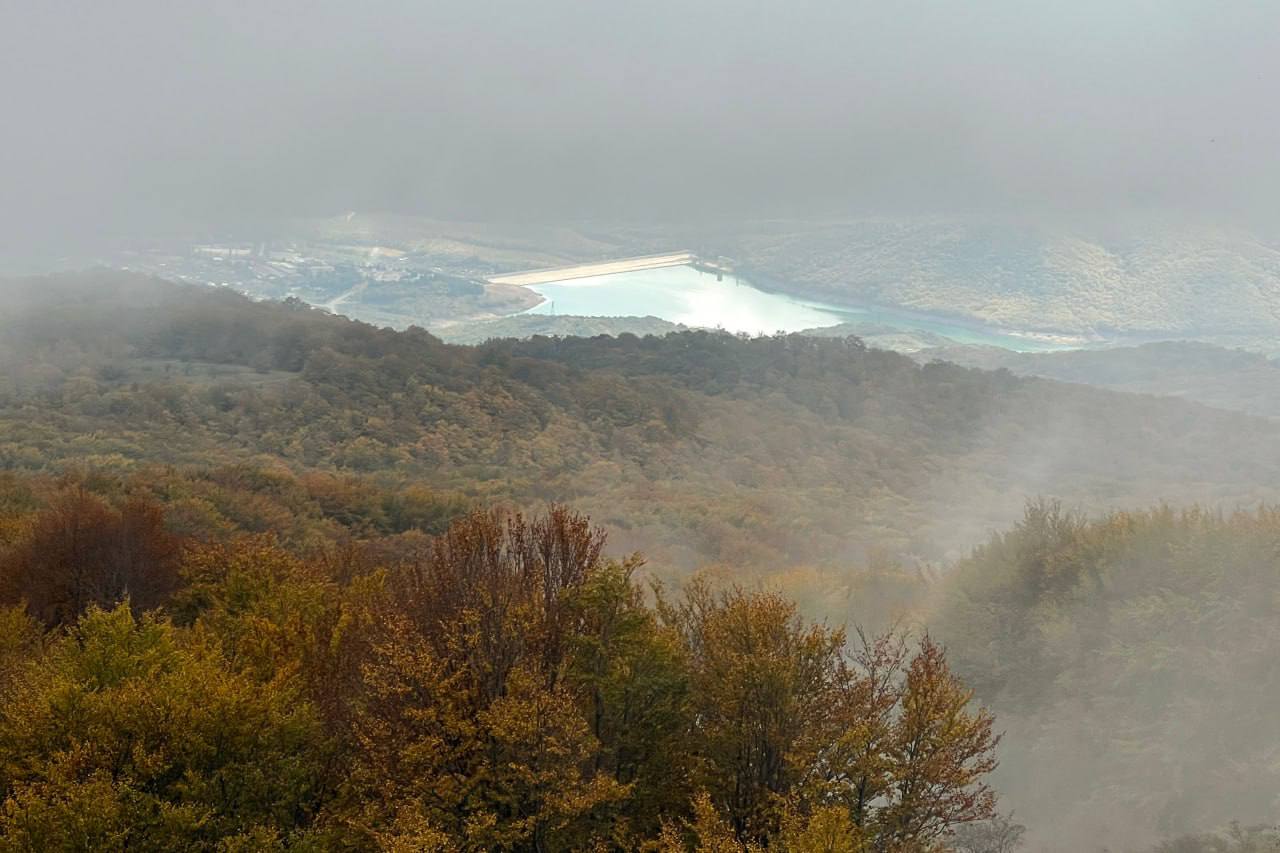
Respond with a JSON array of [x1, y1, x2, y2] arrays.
[[0, 481, 1007, 851], [0, 606, 38, 698], [352, 505, 625, 851], [874, 636, 1000, 849], [0, 603, 325, 849], [783, 634, 1001, 852], [669, 578, 1001, 852], [175, 535, 386, 737], [566, 558, 695, 837], [673, 581, 847, 845], [792, 629, 911, 852], [949, 814, 1025, 853], [0, 491, 181, 626]]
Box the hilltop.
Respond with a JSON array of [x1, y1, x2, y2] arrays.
[[6, 271, 1280, 574], [934, 503, 1280, 849], [6, 271, 1280, 848], [918, 341, 1280, 419], [709, 218, 1280, 347], [89, 215, 1280, 351]]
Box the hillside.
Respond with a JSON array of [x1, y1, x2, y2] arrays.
[[701, 218, 1280, 346], [0, 486, 1006, 850], [803, 320, 959, 352], [432, 313, 686, 344], [92, 216, 1280, 351], [6, 271, 1280, 848], [918, 341, 1280, 419], [6, 271, 1280, 574], [933, 503, 1280, 851]]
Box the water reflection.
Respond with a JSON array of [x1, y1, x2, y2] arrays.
[[524, 265, 1073, 350]]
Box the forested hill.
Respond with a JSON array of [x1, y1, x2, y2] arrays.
[[709, 219, 1280, 346], [916, 340, 1280, 420], [934, 503, 1280, 850], [5, 270, 1280, 569]]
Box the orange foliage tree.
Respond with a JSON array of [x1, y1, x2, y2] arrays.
[[0, 490, 181, 626]]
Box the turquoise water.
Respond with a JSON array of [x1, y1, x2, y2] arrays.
[[525, 265, 1074, 351]]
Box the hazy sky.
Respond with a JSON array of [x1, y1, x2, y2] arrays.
[[3, 0, 1278, 254]]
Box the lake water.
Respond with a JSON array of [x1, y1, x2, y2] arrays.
[[524, 265, 1074, 351]]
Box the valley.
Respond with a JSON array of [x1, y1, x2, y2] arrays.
[[9, 2, 1280, 848], [4, 269, 1280, 850], [86, 214, 1280, 357]]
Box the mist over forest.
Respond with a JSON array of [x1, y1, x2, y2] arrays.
[[4, 1, 1280, 851]]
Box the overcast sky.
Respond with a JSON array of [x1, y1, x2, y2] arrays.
[[2, 0, 1278, 255]]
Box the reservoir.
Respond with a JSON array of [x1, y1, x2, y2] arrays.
[[523, 264, 1074, 351]]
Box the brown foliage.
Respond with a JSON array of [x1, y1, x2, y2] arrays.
[[673, 582, 1001, 851], [0, 490, 182, 625], [0, 485, 1006, 851], [352, 505, 623, 849], [879, 636, 1000, 848], [390, 503, 605, 699]]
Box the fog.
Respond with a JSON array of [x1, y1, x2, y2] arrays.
[[9, 4, 1280, 851], [3, 0, 1280, 260]]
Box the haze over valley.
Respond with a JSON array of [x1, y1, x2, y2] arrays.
[[3, 2, 1280, 851], [80, 213, 1280, 357]]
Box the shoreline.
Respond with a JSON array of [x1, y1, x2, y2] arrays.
[[502, 262, 1092, 351], [730, 265, 1100, 347]]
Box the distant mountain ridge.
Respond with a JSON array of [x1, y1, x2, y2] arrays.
[[709, 218, 1280, 347], [918, 341, 1280, 420], [7, 271, 1280, 568], [92, 214, 1280, 352]]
